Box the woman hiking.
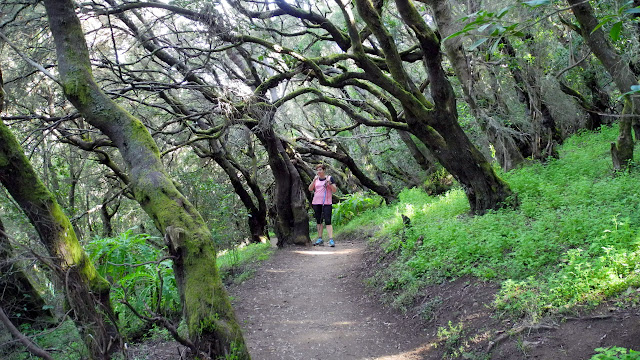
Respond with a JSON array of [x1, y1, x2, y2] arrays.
[[308, 164, 337, 247]]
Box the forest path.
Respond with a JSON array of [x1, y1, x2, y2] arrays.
[[229, 238, 432, 360]]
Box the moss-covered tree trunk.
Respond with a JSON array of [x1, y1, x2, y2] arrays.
[[0, 121, 119, 359], [567, 0, 640, 168], [41, 0, 249, 358]]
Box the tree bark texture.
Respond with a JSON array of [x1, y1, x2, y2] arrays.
[[0, 121, 118, 359], [207, 139, 269, 244], [253, 122, 310, 247], [397, 130, 438, 173], [352, 0, 513, 214], [0, 216, 54, 329], [558, 80, 604, 130], [567, 0, 640, 167], [41, 0, 249, 358]]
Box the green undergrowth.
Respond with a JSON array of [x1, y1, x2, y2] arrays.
[[1, 320, 87, 360], [85, 230, 272, 339], [342, 125, 640, 321], [591, 346, 640, 360], [217, 242, 273, 285], [87, 230, 180, 340]]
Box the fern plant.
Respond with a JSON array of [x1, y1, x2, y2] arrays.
[[333, 192, 383, 226], [86, 230, 180, 339]]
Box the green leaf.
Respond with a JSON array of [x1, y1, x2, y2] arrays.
[[625, 7, 640, 14], [497, 6, 512, 19], [617, 85, 640, 99], [592, 16, 613, 34], [468, 37, 489, 50], [491, 26, 506, 36], [489, 37, 502, 54], [478, 23, 492, 32], [443, 29, 469, 41], [460, 11, 481, 22], [523, 0, 551, 7], [610, 21, 623, 41]]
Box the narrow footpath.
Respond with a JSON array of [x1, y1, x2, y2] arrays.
[[230, 239, 432, 360]]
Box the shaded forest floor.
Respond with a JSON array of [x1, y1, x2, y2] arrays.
[[227, 233, 640, 360]]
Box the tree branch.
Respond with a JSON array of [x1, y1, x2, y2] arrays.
[[0, 306, 54, 360]]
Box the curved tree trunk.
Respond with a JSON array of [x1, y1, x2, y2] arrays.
[[208, 139, 269, 244], [161, 92, 270, 245], [397, 129, 438, 173], [0, 121, 119, 359], [41, 0, 249, 358], [351, 0, 513, 214], [499, 38, 562, 159], [100, 192, 119, 238], [558, 80, 604, 130], [567, 0, 640, 168], [253, 122, 310, 247]]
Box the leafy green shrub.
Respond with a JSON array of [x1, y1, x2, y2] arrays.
[[437, 321, 468, 358], [591, 347, 640, 360], [422, 167, 454, 195], [86, 230, 180, 339], [332, 192, 383, 226]]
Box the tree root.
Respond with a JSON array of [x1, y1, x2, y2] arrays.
[[487, 324, 558, 352]]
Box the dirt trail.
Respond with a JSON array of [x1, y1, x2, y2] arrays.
[[230, 239, 432, 360]]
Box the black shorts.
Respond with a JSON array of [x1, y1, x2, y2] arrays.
[[312, 204, 332, 225]]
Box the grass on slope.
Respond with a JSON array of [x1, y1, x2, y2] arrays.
[[341, 125, 640, 321]]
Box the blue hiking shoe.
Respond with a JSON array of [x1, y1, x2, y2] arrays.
[[314, 238, 324, 246], [329, 239, 335, 247]]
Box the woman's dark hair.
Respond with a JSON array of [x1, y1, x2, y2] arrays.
[[315, 164, 326, 170]]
